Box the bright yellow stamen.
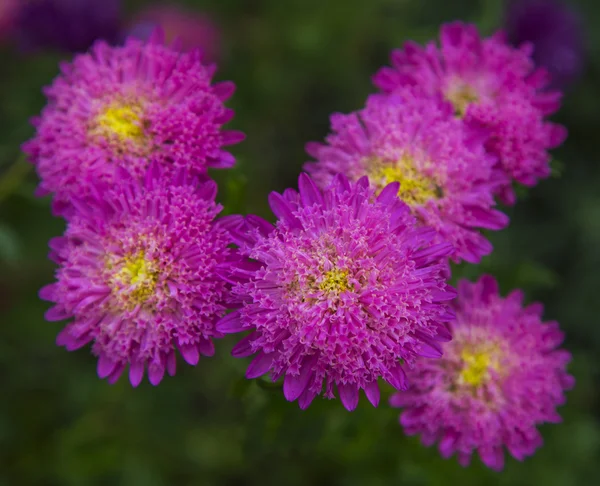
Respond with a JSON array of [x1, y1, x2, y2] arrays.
[[460, 349, 492, 386], [368, 157, 439, 206], [95, 103, 144, 141], [445, 83, 479, 118], [109, 252, 158, 308], [319, 269, 351, 294]]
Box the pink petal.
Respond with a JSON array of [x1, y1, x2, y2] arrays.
[[231, 333, 257, 358], [364, 381, 380, 407], [198, 339, 215, 357], [298, 386, 318, 410], [338, 383, 359, 411], [129, 361, 145, 387], [166, 352, 177, 376], [298, 173, 324, 208], [179, 343, 200, 365], [246, 352, 274, 379], [283, 367, 313, 402], [148, 362, 165, 386], [97, 355, 117, 379], [216, 311, 246, 334], [39, 284, 57, 302]]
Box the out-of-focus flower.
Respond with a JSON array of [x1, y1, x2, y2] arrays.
[[390, 275, 574, 471], [0, 0, 19, 42], [127, 4, 221, 62], [40, 165, 238, 386], [374, 22, 566, 204], [305, 89, 508, 263], [217, 173, 456, 411], [22, 29, 243, 216], [14, 0, 122, 53], [505, 0, 585, 90]]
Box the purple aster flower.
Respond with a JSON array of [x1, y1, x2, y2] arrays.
[[505, 0, 585, 90], [23, 29, 244, 215], [217, 173, 456, 411], [373, 22, 567, 204], [127, 5, 221, 62], [39, 164, 237, 386], [14, 0, 122, 53], [305, 90, 508, 264], [390, 275, 574, 471]]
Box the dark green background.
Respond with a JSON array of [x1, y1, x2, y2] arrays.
[[1, 0, 598, 484]]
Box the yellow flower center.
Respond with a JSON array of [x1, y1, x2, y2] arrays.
[[319, 269, 351, 294], [459, 345, 500, 387], [445, 83, 479, 118], [368, 156, 439, 206], [109, 252, 158, 309], [95, 103, 145, 142]]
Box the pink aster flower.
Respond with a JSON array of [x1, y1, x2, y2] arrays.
[[39, 164, 237, 386], [217, 173, 456, 411], [373, 22, 567, 204], [305, 90, 508, 264], [390, 275, 574, 471], [23, 29, 244, 215]]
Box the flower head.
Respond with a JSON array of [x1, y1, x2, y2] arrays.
[[127, 5, 221, 62], [373, 22, 567, 204], [39, 165, 237, 386], [390, 275, 574, 470], [14, 0, 122, 53], [23, 29, 243, 214], [217, 173, 456, 411], [505, 0, 585, 90], [305, 90, 508, 263]]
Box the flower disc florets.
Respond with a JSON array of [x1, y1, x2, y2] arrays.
[[373, 22, 566, 203], [305, 90, 508, 263], [217, 174, 457, 411], [40, 165, 237, 386], [23, 28, 244, 214], [390, 275, 575, 470]]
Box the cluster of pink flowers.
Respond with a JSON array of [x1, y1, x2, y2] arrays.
[[25, 22, 573, 472], [26, 30, 244, 385]]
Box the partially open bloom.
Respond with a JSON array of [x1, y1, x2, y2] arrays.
[[127, 5, 221, 62], [217, 173, 456, 411], [373, 22, 567, 203], [39, 165, 236, 386], [305, 90, 508, 263], [390, 275, 574, 470], [23, 29, 243, 214]]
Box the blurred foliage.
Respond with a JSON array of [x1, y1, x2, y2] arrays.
[[1, 0, 599, 485]]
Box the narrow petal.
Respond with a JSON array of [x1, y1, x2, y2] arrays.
[[179, 343, 200, 365], [364, 381, 381, 407], [246, 352, 274, 379], [283, 367, 313, 402], [129, 361, 145, 387], [338, 383, 360, 411]]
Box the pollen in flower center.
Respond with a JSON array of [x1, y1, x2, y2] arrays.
[[459, 345, 500, 387], [368, 156, 439, 206], [445, 82, 479, 117], [319, 268, 351, 294], [109, 251, 158, 308], [95, 103, 145, 141]]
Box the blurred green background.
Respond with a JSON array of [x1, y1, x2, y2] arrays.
[[1, 0, 599, 485]]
